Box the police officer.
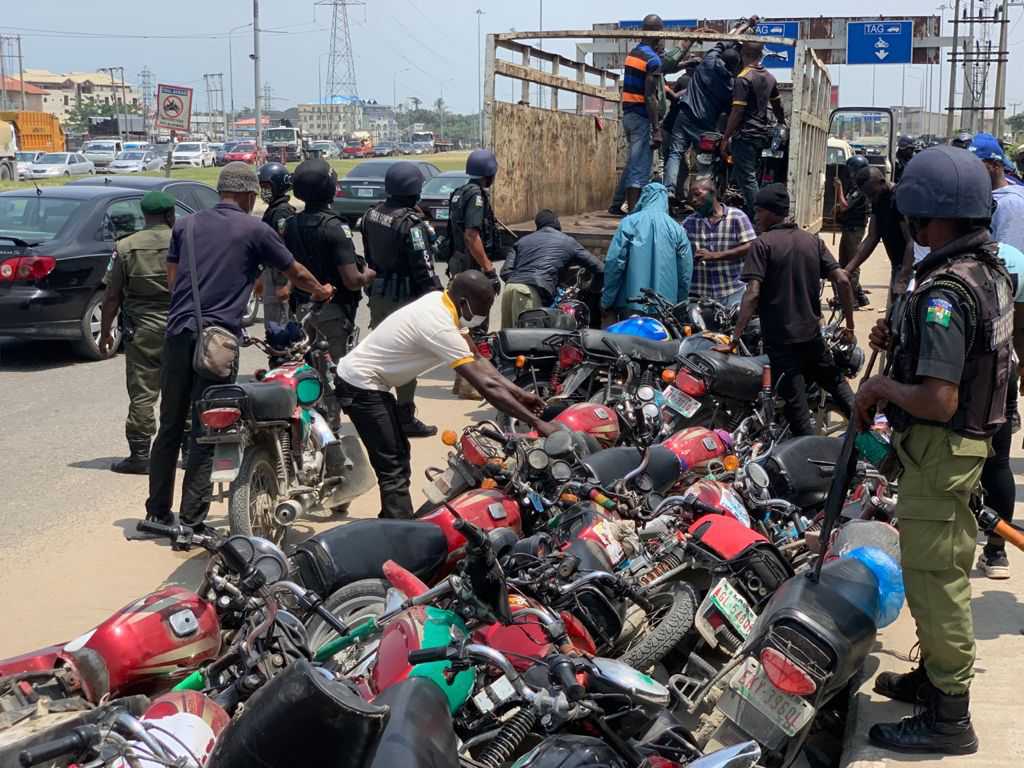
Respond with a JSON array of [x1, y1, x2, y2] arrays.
[[258, 162, 295, 328], [284, 158, 375, 361], [98, 190, 175, 474], [362, 161, 443, 438], [894, 135, 920, 183], [447, 148, 501, 294], [855, 145, 1013, 755], [833, 154, 872, 307]]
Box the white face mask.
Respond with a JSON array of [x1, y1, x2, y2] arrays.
[[913, 241, 931, 265], [458, 299, 487, 329]]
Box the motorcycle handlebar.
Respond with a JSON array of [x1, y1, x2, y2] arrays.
[[135, 520, 177, 538], [408, 646, 452, 665], [19, 725, 100, 767]]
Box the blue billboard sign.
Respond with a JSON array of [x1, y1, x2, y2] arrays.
[[617, 19, 698, 30], [846, 20, 913, 65], [754, 20, 799, 70]]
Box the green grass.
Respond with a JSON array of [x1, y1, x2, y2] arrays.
[[0, 151, 471, 193]]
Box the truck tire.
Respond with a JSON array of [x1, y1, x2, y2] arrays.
[[0, 163, 11, 181], [616, 583, 697, 673]]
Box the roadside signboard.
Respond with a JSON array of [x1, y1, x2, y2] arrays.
[[617, 19, 698, 30], [754, 20, 799, 70], [155, 84, 193, 132], [846, 20, 913, 65]]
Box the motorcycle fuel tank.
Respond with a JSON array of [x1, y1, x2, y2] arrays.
[[420, 489, 522, 570], [661, 426, 733, 474], [606, 315, 671, 340], [552, 402, 621, 448], [683, 480, 752, 528]]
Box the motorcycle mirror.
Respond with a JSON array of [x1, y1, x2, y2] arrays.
[[543, 429, 573, 458], [687, 741, 762, 768], [747, 462, 770, 491]]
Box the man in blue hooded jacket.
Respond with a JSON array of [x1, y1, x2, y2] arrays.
[[601, 182, 693, 319]]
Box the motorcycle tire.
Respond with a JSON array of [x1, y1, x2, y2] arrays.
[[228, 444, 286, 545], [496, 376, 556, 433], [303, 579, 389, 668], [615, 583, 697, 673]]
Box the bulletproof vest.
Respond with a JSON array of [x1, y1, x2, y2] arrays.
[[284, 209, 361, 307], [116, 226, 171, 323], [447, 181, 495, 258], [362, 203, 418, 276], [262, 197, 294, 233], [888, 241, 1013, 438]]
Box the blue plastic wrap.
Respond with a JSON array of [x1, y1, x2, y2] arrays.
[[843, 546, 905, 629]]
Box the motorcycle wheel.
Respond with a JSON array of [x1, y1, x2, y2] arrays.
[[304, 579, 388, 670], [228, 445, 286, 545], [496, 376, 555, 433], [615, 583, 697, 673]]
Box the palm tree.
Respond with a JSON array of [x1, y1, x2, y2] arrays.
[[434, 97, 446, 115], [410, 96, 422, 112]]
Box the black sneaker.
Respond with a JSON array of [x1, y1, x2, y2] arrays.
[[978, 548, 1010, 579]]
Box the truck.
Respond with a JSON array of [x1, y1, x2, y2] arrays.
[[342, 130, 374, 158], [0, 111, 66, 180], [263, 125, 305, 163], [481, 25, 872, 255]]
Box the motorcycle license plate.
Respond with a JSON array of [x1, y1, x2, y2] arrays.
[[729, 658, 815, 738], [696, 152, 714, 165], [211, 442, 243, 483], [436, 207, 450, 220], [663, 386, 701, 418], [695, 578, 756, 647]]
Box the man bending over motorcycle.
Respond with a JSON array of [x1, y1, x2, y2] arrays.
[[335, 270, 558, 519]]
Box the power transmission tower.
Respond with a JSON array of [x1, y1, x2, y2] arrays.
[[317, 0, 363, 103], [139, 66, 154, 139], [204, 73, 226, 141], [263, 82, 273, 116]]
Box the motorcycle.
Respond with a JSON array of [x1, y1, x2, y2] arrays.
[[196, 302, 375, 543]]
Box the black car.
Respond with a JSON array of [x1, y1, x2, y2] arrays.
[[68, 176, 221, 212], [418, 171, 470, 233], [0, 185, 213, 360], [333, 159, 440, 224]]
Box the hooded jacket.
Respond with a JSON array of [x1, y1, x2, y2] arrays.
[[601, 182, 693, 312]]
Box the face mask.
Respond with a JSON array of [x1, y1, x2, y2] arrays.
[[459, 299, 487, 329], [260, 187, 274, 203], [913, 241, 931, 264]]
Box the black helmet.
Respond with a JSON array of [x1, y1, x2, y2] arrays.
[[466, 148, 498, 178], [846, 154, 870, 173], [384, 161, 424, 198], [951, 131, 973, 149], [894, 145, 992, 219], [291, 158, 337, 206], [257, 162, 291, 202]]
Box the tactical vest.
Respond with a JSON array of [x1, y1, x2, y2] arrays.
[[447, 181, 495, 261], [887, 241, 1013, 438], [116, 226, 172, 326], [283, 210, 361, 308], [362, 203, 418, 276]]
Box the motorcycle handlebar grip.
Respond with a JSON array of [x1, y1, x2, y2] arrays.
[[452, 517, 489, 549], [550, 656, 585, 701], [478, 427, 508, 444], [135, 520, 178, 538], [408, 646, 451, 665], [19, 726, 100, 767]]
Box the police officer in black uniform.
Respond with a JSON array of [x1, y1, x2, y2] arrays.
[[855, 145, 1013, 755], [284, 158, 375, 363], [447, 148, 501, 293], [258, 162, 296, 328], [362, 161, 443, 438]]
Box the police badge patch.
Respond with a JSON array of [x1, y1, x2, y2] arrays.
[[474, 194, 483, 207], [925, 297, 952, 327]]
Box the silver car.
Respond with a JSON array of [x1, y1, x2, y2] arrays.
[[15, 151, 44, 180], [29, 152, 95, 178], [107, 150, 164, 174], [81, 140, 123, 172]]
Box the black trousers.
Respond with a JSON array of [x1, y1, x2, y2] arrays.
[[767, 334, 855, 437], [337, 377, 413, 519], [146, 331, 224, 524], [981, 374, 1018, 552]]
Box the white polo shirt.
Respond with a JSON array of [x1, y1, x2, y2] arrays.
[[337, 291, 475, 392]]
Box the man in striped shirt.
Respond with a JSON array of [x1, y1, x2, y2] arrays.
[[682, 178, 756, 300], [609, 14, 665, 215]]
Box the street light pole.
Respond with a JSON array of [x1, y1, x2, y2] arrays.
[[476, 8, 485, 146], [227, 23, 251, 139], [253, 0, 262, 151]]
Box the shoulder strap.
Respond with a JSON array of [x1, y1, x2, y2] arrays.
[[185, 216, 204, 332]]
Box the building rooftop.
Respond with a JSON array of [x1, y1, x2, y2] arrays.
[[0, 76, 46, 95]]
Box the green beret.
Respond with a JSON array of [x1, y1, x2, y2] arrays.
[[140, 190, 176, 214]]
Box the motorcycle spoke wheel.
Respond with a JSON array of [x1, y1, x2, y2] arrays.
[[228, 447, 286, 545], [305, 580, 388, 673]]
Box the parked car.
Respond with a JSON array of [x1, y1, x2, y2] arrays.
[[223, 141, 261, 164], [308, 140, 339, 159], [397, 142, 414, 155], [171, 142, 215, 168], [107, 150, 164, 174], [0, 185, 207, 360], [418, 171, 470, 233], [81, 140, 123, 172], [68, 175, 221, 213], [333, 159, 440, 224], [373, 142, 397, 157], [15, 151, 44, 180], [215, 141, 239, 165], [29, 152, 95, 178], [123, 142, 152, 152]]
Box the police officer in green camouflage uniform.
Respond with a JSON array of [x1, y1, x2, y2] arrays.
[[855, 145, 1014, 755], [99, 190, 176, 475], [362, 161, 443, 437]]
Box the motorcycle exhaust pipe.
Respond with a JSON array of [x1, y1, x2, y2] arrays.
[[273, 499, 302, 526]]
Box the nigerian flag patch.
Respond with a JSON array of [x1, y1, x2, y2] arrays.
[[926, 297, 952, 327]]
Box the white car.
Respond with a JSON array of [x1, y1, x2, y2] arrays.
[[15, 151, 45, 180], [107, 150, 165, 174], [81, 140, 123, 172], [171, 142, 214, 168], [29, 152, 95, 178]]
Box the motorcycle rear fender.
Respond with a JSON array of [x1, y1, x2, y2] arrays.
[[557, 362, 598, 399], [211, 441, 245, 484]]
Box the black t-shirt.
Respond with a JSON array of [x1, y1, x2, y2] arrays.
[[839, 187, 869, 231], [742, 223, 839, 345], [873, 188, 908, 274], [732, 63, 779, 141], [284, 208, 359, 306]]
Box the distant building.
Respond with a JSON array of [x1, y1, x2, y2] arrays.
[[21, 69, 141, 124], [298, 97, 363, 139], [232, 115, 272, 139], [0, 76, 47, 111], [362, 102, 398, 141]]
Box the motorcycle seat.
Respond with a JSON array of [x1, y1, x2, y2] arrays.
[[223, 381, 297, 421], [289, 520, 449, 596], [370, 678, 459, 768], [496, 328, 575, 357], [582, 330, 680, 364], [686, 351, 768, 402], [582, 445, 680, 495], [764, 435, 844, 509]]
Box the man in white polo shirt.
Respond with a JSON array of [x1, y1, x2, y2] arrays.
[[336, 270, 556, 518]]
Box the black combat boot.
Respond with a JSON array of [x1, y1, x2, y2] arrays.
[[868, 687, 979, 755], [398, 402, 437, 438], [111, 439, 151, 475], [873, 664, 933, 704]]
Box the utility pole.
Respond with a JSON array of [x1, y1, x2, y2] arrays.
[[253, 0, 263, 151], [992, 0, 1010, 136], [0, 37, 8, 111], [263, 82, 272, 118], [16, 35, 26, 110], [204, 73, 226, 142], [477, 8, 485, 145], [139, 67, 154, 141], [99, 67, 129, 143], [119, 67, 130, 141], [947, 0, 961, 136]]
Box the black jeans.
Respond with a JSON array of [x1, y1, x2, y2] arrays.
[[337, 377, 413, 519], [146, 331, 224, 524], [767, 334, 855, 437], [981, 376, 1018, 552]]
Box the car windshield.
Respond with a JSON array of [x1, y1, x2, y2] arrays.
[[38, 154, 69, 165], [265, 129, 294, 141], [176, 143, 201, 152], [85, 143, 116, 152], [346, 162, 392, 179], [422, 175, 468, 196], [117, 152, 145, 160], [0, 197, 85, 242]]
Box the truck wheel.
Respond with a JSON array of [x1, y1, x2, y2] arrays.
[[0, 163, 11, 181], [73, 291, 120, 360], [228, 444, 286, 544], [615, 583, 697, 673]]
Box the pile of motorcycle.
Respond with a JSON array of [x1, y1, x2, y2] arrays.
[[0, 293, 905, 768]]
